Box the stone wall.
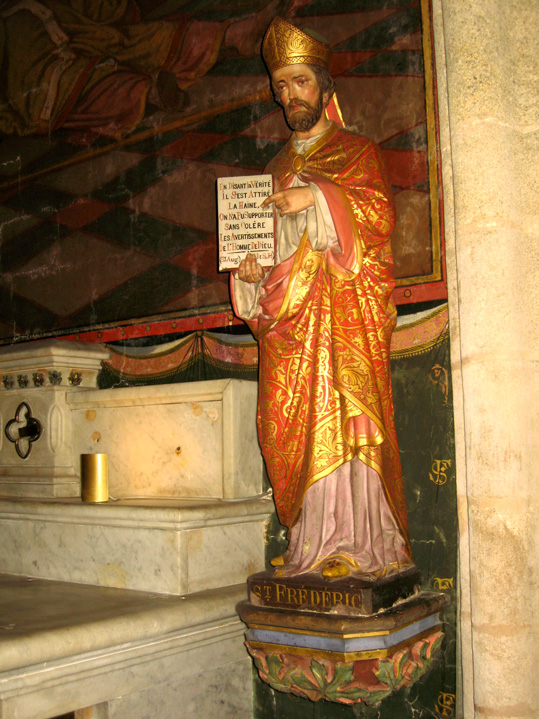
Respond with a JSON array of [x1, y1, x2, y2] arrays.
[[433, 1, 539, 717]]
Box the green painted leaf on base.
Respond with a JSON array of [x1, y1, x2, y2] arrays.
[[310, 659, 328, 689], [363, 688, 393, 706], [375, 659, 398, 691], [431, 633, 444, 656], [293, 673, 318, 691], [339, 687, 370, 701], [266, 654, 283, 679], [330, 663, 354, 687]]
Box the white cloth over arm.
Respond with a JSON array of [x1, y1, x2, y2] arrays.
[[233, 130, 339, 319]]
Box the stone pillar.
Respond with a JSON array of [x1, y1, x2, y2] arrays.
[[432, 1, 539, 717]]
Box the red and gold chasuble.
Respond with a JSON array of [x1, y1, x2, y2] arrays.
[[233, 124, 411, 554]]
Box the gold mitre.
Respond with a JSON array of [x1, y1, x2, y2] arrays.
[[262, 17, 330, 74]]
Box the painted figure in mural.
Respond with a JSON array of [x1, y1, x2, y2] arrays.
[[231, 17, 414, 579], [0, 0, 281, 139]]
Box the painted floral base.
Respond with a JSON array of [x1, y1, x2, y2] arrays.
[[246, 630, 443, 706]]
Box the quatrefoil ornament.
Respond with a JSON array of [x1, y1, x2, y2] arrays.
[[5, 402, 43, 459]]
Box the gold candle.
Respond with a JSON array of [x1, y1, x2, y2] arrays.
[[81, 453, 109, 503]]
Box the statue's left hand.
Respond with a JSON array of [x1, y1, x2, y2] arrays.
[[261, 186, 314, 216], [237, 253, 265, 283]]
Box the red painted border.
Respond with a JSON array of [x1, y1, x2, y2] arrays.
[[393, 0, 447, 306], [63, 311, 243, 344]]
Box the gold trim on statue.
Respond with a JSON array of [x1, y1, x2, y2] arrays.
[[262, 17, 330, 73]]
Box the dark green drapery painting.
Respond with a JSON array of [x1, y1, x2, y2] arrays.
[[0, 0, 444, 343]]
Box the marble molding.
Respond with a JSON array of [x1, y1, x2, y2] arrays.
[[68, 379, 263, 500], [0, 341, 110, 498], [90, 658, 254, 719], [0, 340, 110, 391], [0, 495, 273, 594], [0, 575, 252, 719]]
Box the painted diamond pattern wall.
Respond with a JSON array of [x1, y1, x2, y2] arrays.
[[0, 0, 443, 342]]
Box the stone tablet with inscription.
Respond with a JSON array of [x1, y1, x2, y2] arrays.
[[217, 174, 274, 271]]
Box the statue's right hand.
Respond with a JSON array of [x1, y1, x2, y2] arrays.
[[238, 253, 265, 283]]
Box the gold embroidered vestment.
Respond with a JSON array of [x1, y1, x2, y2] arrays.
[[240, 125, 411, 554]]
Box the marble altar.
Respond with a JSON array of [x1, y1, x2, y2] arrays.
[[68, 379, 262, 501], [0, 339, 270, 718]]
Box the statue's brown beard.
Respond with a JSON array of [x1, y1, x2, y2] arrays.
[[285, 92, 324, 132]]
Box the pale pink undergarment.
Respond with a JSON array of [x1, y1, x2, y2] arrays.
[[277, 457, 409, 577]]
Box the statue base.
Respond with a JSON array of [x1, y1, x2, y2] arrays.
[[237, 569, 449, 706], [247, 565, 422, 615]]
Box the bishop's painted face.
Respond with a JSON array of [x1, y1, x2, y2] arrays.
[[272, 64, 326, 133]]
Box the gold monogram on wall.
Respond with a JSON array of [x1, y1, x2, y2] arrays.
[[433, 577, 454, 590], [435, 691, 456, 717], [429, 459, 452, 485]]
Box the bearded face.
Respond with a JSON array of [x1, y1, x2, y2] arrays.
[[284, 86, 325, 132], [272, 64, 330, 135]]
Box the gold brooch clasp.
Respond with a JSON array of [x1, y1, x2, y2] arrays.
[[291, 153, 306, 174]]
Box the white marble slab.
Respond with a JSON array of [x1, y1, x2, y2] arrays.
[[100, 658, 253, 719], [0, 575, 251, 719], [0, 495, 273, 595]]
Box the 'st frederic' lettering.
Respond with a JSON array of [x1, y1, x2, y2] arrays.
[[265, 583, 362, 610]]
